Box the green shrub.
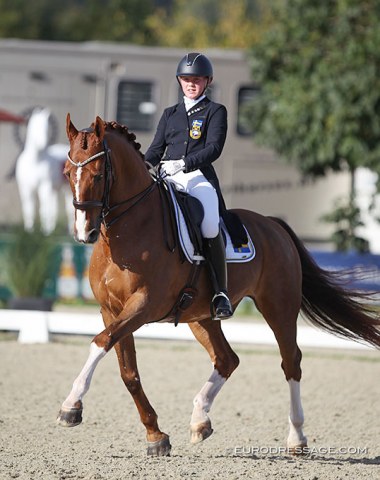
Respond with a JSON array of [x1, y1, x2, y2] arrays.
[[6, 227, 57, 298]]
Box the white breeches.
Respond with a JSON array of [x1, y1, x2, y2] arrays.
[[167, 169, 220, 239]]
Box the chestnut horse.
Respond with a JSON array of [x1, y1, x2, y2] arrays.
[[57, 114, 380, 456]]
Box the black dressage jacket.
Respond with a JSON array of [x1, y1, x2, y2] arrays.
[[144, 97, 227, 193]]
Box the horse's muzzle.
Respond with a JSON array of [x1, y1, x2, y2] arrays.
[[86, 228, 100, 244], [75, 227, 100, 244]]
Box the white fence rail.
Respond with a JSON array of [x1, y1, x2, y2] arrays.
[[0, 309, 372, 350]]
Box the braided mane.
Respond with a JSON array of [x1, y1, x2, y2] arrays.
[[104, 121, 142, 155]]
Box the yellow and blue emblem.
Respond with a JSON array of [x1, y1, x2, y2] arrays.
[[233, 244, 251, 254], [190, 120, 203, 140]]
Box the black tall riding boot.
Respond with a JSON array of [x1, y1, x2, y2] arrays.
[[203, 232, 233, 320]]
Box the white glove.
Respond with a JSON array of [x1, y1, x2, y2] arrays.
[[161, 159, 185, 176]]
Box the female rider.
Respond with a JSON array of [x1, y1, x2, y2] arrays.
[[145, 52, 233, 320]]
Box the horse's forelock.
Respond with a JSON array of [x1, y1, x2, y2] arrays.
[[75, 121, 143, 159], [77, 127, 102, 150]]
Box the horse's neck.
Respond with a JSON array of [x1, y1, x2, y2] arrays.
[[24, 116, 49, 154], [111, 143, 152, 203]]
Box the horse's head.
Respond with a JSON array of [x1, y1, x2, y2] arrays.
[[64, 113, 153, 244], [64, 113, 110, 243], [25, 107, 51, 151]]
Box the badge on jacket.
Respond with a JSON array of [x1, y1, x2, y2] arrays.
[[190, 120, 203, 140]]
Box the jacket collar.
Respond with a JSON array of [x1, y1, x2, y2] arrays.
[[186, 97, 210, 117]]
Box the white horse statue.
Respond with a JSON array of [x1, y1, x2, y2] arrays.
[[15, 107, 73, 235]]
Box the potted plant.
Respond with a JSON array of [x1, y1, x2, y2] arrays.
[[6, 226, 59, 311]]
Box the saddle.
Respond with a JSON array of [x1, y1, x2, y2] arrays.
[[165, 180, 255, 264], [170, 187, 204, 256]]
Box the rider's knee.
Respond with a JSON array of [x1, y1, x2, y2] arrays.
[[201, 221, 219, 239]]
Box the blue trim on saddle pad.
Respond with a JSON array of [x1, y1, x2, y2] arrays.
[[167, 182, 256, 264]]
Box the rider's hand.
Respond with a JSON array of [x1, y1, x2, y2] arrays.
[[160, 159, 185, 176]]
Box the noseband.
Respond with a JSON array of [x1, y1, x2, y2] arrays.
[[67, 138, 157, 229]]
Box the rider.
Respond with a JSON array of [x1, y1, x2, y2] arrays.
[[144, 52, 233, 320]]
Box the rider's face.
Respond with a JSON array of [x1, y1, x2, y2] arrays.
[[178, 76, 208, 100]]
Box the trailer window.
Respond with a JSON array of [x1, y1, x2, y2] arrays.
[[117, 81, 156, 131], [237, 86, 260, 136]]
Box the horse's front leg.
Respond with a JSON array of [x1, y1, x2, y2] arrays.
[[56, 342, 106, 426], [57, 302, 146, 429], [38, 181, 58, 235], [188, 319, 240, 444], [17, 183, 36, 232], [115, 335, 171, 456]]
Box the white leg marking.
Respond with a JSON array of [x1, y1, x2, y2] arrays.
[[190, 368, 226, 427], [287, 379, 307, 449], [62, 343, 106, 409]]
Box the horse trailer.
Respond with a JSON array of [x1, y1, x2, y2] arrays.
[[0, 39, 350, 244]]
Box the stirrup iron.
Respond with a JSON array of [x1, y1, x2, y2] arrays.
[[211, 291, 233, 320]]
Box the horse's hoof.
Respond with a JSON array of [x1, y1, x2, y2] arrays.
[[190, 421, 213, 444], [147, 435, 171, 456], [287, 442, 308, 456], [56, 403, 83, 427]]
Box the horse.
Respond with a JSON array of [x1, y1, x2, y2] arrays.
[[57, 114, 380, 457], [15, 107, 73, 235]]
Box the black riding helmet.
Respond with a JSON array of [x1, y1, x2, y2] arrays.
[[176, 52, 213, 80]]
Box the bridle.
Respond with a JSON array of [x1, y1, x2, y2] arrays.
[[68, 140, 113, 212], [67, 138, 157, 229]]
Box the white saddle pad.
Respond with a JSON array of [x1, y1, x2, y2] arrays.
[[168, 182, 256, 264]]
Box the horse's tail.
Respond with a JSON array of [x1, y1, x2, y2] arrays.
[[270, 216, 380, 349]]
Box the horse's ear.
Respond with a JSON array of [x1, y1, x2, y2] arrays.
[[94, 116, 105, 140], [66, 113, 78, 141]]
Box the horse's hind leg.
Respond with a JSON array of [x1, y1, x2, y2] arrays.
[[188, 319, 239, 444], [114, 335, 171, 456], [257, 295, 307, 454]]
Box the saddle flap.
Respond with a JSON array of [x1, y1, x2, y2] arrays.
[[176, 191, 204, 227], [170, 187, 204, 255]]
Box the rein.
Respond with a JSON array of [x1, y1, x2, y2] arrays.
[[68, 138, 158, 229]]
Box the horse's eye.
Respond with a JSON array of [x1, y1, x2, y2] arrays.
[[64, 170, 70, 179], [94, 174, 104, 183]]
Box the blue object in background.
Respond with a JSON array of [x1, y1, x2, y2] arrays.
[[310, 251, 380, 292]]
